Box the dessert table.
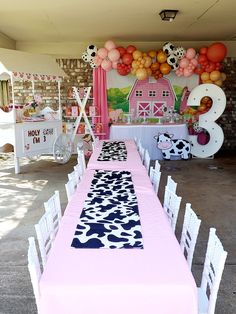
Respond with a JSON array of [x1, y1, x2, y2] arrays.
[[38, 141, 197, 314], [109, 123, 189, 160]]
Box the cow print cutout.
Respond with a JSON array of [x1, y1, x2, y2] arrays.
[[97, 141, 127, 161], [71, 170, 143, 249]]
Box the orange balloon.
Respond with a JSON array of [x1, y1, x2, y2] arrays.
[[221, 73, 226, 81], [151, 62, 160, 72], [148, 50, 157, 58], [160, 62, 171, 75], [205, 79, 213, 83], [144, 56, 152, 68], [133, 50, 142, 60], [132, 60, 139, 69], [157, 51, 167, 63], [136, 68, 148, 80], [214, 79, 223, 86], [210, 70, 221, 81], [146, 68, 152, 76], [201, 72, 210, 81], [142, 52, 147, 57]]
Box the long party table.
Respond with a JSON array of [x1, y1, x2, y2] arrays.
[[39, 141, 197, 314], [109, 123, 189, 160]]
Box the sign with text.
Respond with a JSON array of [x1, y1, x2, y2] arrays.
[[23, 125, 56, 153]]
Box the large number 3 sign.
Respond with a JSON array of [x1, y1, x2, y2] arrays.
[[187, 83, 226, 158]]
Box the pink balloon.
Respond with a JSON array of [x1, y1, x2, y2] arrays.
[[93, 56, 102, 66], [191, 58, 198, 67], [112, 61, 118, 69], [104, 40, 116, 51], [184, 68, 192, 77], [97, 48, 108, 59], [101, 59, 112, 71], [108, 48, 120, 62], [186, 48, 196, 60], [179, 57, 189, 69]]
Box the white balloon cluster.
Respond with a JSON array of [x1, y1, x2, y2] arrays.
[[81, 45, 98, 69]]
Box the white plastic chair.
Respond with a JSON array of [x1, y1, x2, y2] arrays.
[[92, 137, 100, 151], [180, 203, 201, 269], [149, 167, 161, 194], [166, 175, 177, 193], [44, 190, 62, 239], [27, 237, 42, 311], [34, 211, 53, 268], [65, 178, 77, 201], [137, 139, 142, 153], [163, 187, 182, 232], [143, 149, 151, 173], [77, 147, 86, 175], [68, 169, 80, 185], [139, 145, 145, 163], [198, 228, 227, 314], [153, 159, 161, 172], [74, 163, 84, 180]]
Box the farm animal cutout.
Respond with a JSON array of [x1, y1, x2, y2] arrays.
[[154, 133, 191, 160]]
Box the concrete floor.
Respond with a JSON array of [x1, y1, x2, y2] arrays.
[[0, 152, 235, 314]]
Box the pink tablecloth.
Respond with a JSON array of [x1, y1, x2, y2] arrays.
[[87, 139, 145, 171], [39, 168, 197, 314]]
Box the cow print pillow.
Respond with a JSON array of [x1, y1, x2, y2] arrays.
[[97, 141, 127, 161], [71, 170, 143, 249]]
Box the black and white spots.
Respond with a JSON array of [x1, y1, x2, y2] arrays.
[[97, 141, 127, 161], [71, 170, 143, 249]]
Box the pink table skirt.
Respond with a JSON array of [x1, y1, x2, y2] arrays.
[[39, 168, 197, 314], [87, 139, 145, 171]]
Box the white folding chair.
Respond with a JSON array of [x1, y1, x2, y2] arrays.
[[44, 190, 62, 239], [163, 187, 182, 232], [198, 228, 227, 314], [153, 159, 161, 172], [166, 175, 177, 193], [34, 211, 53, 268], [180, 203, 201, 269], [143, 149, 151, 173], [65, 178, 76, 201], [149, 167, 161, 194], [27, 237, 42, 311]]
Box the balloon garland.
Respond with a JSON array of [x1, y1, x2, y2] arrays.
[[81, 40, 227, 85]]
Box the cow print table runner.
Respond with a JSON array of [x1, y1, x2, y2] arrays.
[[71, 170, 143, 249], [97, 141, 127, 161]]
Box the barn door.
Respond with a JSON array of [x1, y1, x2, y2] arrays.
[[137, 101, 151, 117]]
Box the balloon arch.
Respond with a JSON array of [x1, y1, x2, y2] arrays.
[[81, 40, 227, 87]]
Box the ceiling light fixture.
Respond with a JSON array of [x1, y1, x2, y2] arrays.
[[159, 10, 179, 22]]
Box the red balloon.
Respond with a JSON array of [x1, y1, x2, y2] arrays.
[[126, 45, 136, 54], [198, 54, 208, 64], [122, 53, 133, 65], [207, 42, 227, 63], [117, 66, 128, 76], [194, 67, 204, 75], [116, 46, 126, 58], [199, 47, 208, 55]]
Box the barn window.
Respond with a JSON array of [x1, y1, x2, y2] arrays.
[[135, 90, 142, 97], [148, 90, 156, 97], [162, 90, 170, 97]]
